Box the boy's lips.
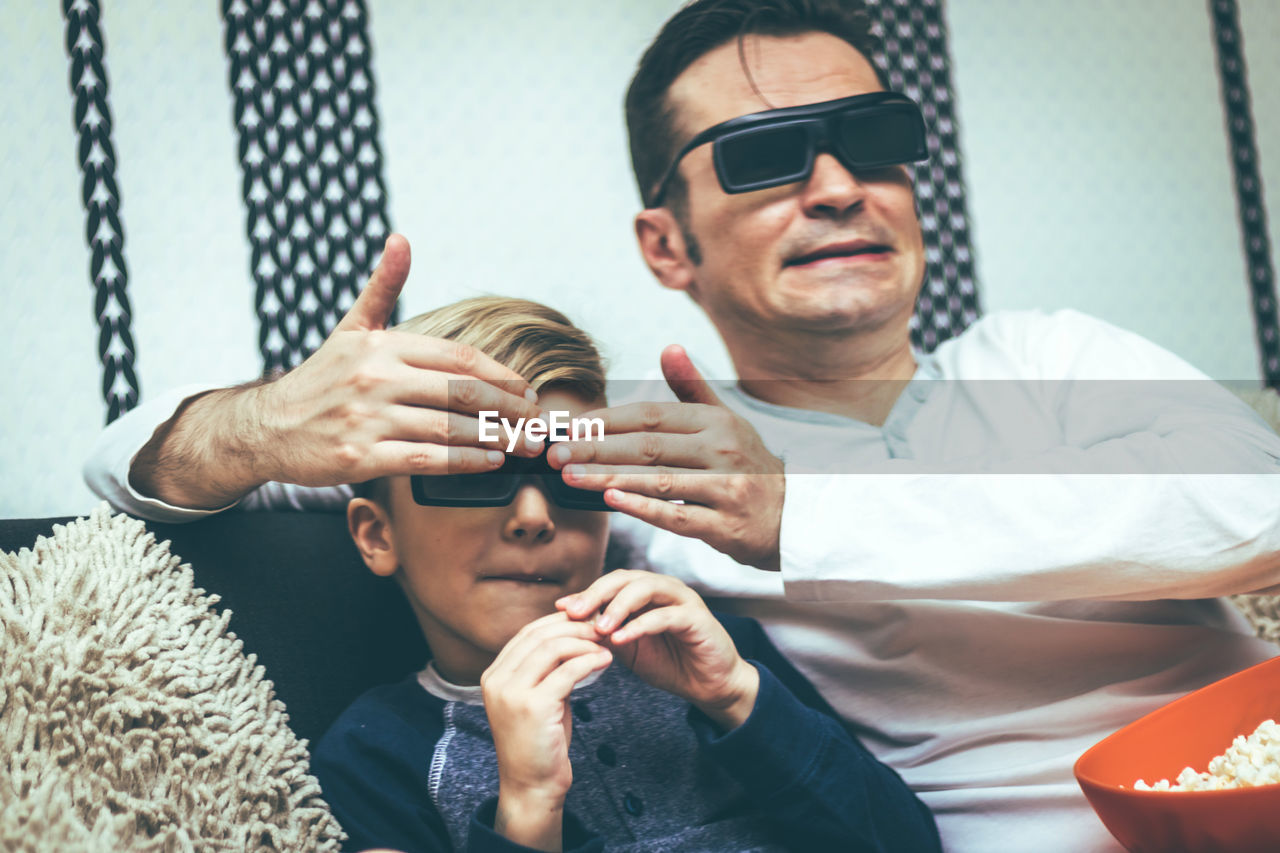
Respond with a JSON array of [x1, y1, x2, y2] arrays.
[[479, 570, 570, 585], [483, 576, 562, 585]]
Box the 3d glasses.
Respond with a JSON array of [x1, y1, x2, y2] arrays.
[[646, 91, 929, 206], [410, 445, 612, 511]]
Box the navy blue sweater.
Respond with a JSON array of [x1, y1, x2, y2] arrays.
[[312, 613, 939, 853]]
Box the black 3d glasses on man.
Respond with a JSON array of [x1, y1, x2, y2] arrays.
[[411, 445, 613, 511], [647, 91, 929, 207]]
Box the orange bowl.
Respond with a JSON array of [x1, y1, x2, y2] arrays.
[[1074, 654, 1280, 853]]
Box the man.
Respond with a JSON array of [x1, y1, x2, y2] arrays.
[[542, 5, 1280, 851], [87, 1, 1280, 850]]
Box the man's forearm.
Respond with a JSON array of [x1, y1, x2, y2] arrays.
[[129, 381, 277, 510]]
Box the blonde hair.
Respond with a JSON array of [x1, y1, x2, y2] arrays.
[[392, 296, 606, 399], [352, 296, 606, 504]]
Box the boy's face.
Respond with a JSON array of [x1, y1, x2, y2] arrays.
[[349, 390, 611, 682]]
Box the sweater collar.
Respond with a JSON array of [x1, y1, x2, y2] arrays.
[[416, 660, 605, 706]]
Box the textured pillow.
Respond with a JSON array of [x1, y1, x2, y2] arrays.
[[0, 505, 344, 851]]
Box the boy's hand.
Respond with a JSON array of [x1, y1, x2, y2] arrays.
[[556, 571, 760, 730], [481, 613, 612, 852]]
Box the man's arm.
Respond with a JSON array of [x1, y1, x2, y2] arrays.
[[776, 311, 1280, 602], [128, 380, 276, 511], [558, 311, 1280, 602], [84, 382, 363, 521], [85, 384, 246, 521], [84, 235, 545, 521]]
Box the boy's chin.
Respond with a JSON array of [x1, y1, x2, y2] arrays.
[[488, 598, 574, 644], [481, 572, 603, 647]]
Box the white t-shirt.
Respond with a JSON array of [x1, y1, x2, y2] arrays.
[[85, 309, 1280, 852]]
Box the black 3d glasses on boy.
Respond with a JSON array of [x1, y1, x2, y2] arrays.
[[411, 444, 613, 511], [646, 91, 929, 207]]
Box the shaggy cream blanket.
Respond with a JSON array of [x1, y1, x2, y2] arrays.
[[0, 505, 343, 851]]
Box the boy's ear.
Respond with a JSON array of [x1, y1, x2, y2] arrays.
[[347, 497, 399, 578], [635, 208, 697, 297]]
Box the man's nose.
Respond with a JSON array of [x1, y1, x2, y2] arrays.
[[799, 151, 866, 217], [502, 481, 556, 543]]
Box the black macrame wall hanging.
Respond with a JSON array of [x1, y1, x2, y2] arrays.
[[866, 0, 982, 352], [1208, 0, 1279, 388], [222, 0, 395, 375], [63, 0, 140, 424]]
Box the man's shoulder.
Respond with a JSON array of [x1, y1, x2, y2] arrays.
[[939, 307, 1118, 355], [933, 308, 1205, 380]]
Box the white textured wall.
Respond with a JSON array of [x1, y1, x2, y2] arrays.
[[1, 0, 1276, 517], [369, 0, 728, 383], [947, 0, 1273, 380]]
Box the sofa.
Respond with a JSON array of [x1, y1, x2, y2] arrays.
[[1, 510, 425, 748], [5, 391, 1275, 746], [2, 387, 1277, 848], [0, 510, 636, 746]]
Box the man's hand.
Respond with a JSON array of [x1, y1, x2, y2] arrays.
[[130, 234, 545, 509], [557, 571, 759, 731], [481, 613, 612, 852], [548, 345, 785, 571]]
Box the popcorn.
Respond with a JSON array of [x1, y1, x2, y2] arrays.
[[1133, 720, 1280, 791]]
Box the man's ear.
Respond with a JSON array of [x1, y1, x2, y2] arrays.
[[635, 208, 697, 296], [347, 497, 399, 578]]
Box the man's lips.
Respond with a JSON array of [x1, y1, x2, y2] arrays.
[[785, 240, 894, 267]]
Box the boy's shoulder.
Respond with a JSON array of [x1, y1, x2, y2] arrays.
[[317, 670, 446, 758]]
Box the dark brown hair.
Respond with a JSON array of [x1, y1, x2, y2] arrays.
[[625, 0, 887, 210]]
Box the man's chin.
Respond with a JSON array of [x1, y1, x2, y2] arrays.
[[775, 281, 918, 331], [772, 303, 911, 336]]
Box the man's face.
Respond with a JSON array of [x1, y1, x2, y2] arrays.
[[663, 31, 926, 344], [384, 390, 610, 674]]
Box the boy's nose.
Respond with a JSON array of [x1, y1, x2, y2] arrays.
[[502, 482, 556, 543]]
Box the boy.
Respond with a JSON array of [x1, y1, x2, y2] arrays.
[[311, 297, 939, 853]]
